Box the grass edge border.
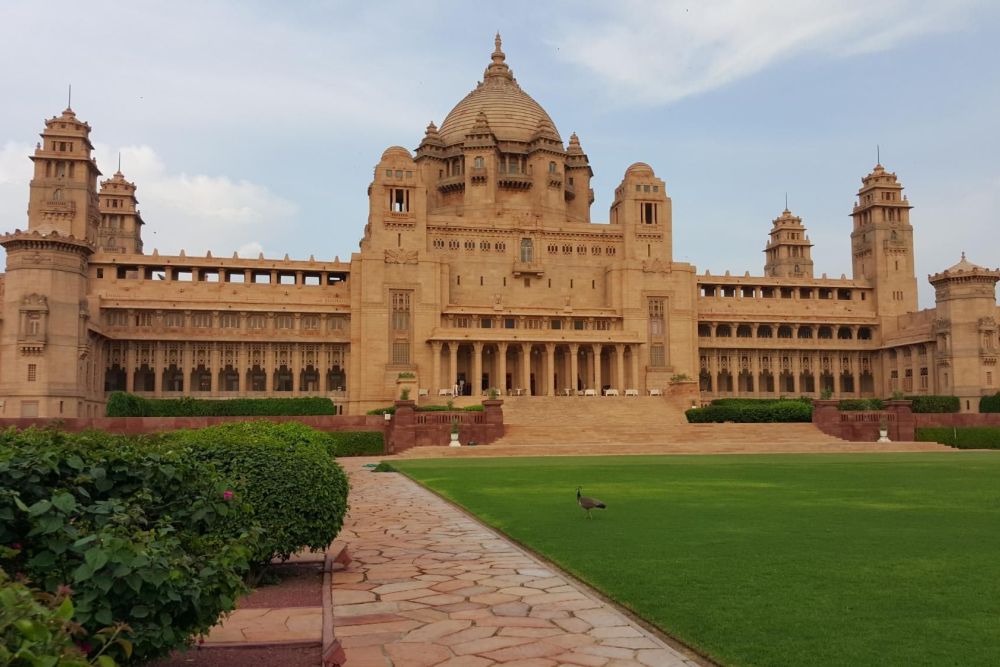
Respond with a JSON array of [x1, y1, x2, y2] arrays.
[[385, 462, 721, 667]]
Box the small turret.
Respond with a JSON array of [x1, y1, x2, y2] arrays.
[[763, 207, 813, 278]]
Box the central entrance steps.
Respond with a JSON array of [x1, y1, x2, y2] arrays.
[[397, 396, 953, 458]]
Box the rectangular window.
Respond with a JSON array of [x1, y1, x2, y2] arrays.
[[650, 344, 665, 367], [642, 202, 657, 224], [479, 318, 493, 328], [503, 318, 516, 329], [526, 318, 543, 330], [392, 340, 410, 365], [595, 320, 611, 331], [574, 319, 585, 331], [135, 311, 153, 327], [454, 317, 471, 328], [550, 319, 562, 330], [164, 312, 184, 328], [220, 313, 240, 329], [27, 364, 37, 382], [192, 313, 211, 328], [248, 315, 266, 330], [391, 292, 411, 331], [275, 314, 294, 330], [648, 298, 665, 339], [302, 315, 320, 331]]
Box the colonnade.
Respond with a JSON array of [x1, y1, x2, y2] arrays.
[[428, 341, 642, 396], [699, 348, 879, 398], [103, 340, 348, 397]]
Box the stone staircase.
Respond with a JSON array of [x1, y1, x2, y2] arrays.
[[397, 396, 952, 458]]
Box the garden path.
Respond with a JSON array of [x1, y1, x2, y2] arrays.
[[332, 458, 706, 667]]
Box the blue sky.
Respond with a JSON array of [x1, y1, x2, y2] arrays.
[[1, 0, 998, 308]]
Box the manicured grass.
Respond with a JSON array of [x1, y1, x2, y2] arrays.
[[392, 453, 1000, 667]]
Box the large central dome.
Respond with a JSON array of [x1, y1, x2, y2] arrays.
[[438, 35, 561, 146]]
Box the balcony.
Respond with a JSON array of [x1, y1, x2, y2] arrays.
[[512, 260, 544, 277], [437, 174, 465, 193], [497, 173, 532, 190]]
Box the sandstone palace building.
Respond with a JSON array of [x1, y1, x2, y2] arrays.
[[2, 36, 998, 418]]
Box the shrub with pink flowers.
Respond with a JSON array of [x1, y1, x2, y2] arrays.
[[0, 427, 256, 664]]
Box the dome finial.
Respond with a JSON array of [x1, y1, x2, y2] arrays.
[[484, 32, 513, 81], [495, 32, 502, 53]]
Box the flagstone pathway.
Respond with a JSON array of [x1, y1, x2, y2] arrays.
[[333, 459, 706, 667]]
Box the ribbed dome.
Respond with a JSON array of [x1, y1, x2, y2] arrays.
[[438, 34, 560, 146]]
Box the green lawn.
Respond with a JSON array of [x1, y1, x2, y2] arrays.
[[392, 453, 1000, 667]]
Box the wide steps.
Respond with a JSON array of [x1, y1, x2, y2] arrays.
[[395, 396, 953, 458]]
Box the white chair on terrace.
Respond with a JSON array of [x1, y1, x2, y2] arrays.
[[418, 388, 429, 397], [625, 388, 639, 396], [584, 388, 597, 396], [604, 388, 619, 396], [648, 388, 663, 396]]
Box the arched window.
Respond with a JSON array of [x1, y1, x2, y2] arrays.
[[520, 238, 533, 263], [548, 161, 556, 173], [52, 189, 62, 201], [474, 156, 484, 169]]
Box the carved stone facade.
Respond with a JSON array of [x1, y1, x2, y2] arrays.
[[1, 36, 998, 417]]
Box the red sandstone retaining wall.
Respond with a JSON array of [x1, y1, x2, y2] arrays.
[[812, 400, 915, 442], [0, 402, 507, 455], [385, 399, 504, 453], [913, 413, 1000, 428], [0, 415, 386, 435]]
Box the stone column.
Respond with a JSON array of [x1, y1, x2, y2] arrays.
[[238, 343, 248, 396], [833, 357, 842, 397], [265, 344, 274, 393], [631, 344, 640, 392], [209, 343, 220, 395], [473, 341, 484, 396], [153, 342, 163, 397], [124, 342, 134, 393], [545, 343, 556, 396], [431, 341, 442, 394], [569, 343, 579, 394], [449, 343, 459, 392], [615, 344, 625, 390], [791, 353, 800, 394], [291, 343, 302, 395], [521, 343, 531, 395], [752, 351, 761, 397], [593, 344, 603, 393], [497, 342, 508, 394]]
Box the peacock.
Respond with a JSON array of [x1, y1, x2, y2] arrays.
[[576, 486, 606, 518]]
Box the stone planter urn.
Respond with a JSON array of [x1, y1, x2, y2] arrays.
[[449, 431, 461, 447], [877, 420, 891, 443]]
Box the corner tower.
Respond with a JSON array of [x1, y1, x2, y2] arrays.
[[850, 164, 918, 315], [928, 254, 1000, 411], [0, 108, 100, 418], [764, 208, 814, 278], [26, 107, 102, 242], [97, 168, 145, 254]]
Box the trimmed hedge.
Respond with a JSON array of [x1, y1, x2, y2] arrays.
[[916, 427, 1000, 449], [161, 422, 349, 568], [106, 392, 335, 417], [686, 399, 812, 423], [905, 395, 960, 413], [838, 398, 884, 411], [980, 393, 1000, 413], [325, 432, 384, 457]]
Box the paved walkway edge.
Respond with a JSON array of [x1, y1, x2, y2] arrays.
[[392, 469, 718, 667]]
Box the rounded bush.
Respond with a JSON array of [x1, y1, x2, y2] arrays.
[[164, 422, 349, 567], [686, 400, 812, 423]]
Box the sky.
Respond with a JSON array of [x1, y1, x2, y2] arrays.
[[1, 0, 998, 308]]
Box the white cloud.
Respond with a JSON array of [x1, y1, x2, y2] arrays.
[[555, 0, 983, 105], [91, 144, 296, 258], [0, 142, 294, 260]]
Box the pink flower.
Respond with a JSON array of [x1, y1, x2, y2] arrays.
[[11, 543, 21, 550], [222, 490, 234, 501], [77, 642, 92, 654], [56, 584, 74, 597]]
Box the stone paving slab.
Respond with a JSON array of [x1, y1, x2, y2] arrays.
[[333, 459, 706, 667], [203, 606, 323, 645]]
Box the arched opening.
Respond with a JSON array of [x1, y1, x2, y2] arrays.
[[218, 365, 239, 392], [133, 364, 155, 392], [247, 365, 267, 392], [759, 370, 775, 394], [860, 371, 875, 395], [840, 371, 855, 393], [738, 369, 754, 393], [104, 364, 126, 392], [779, 370, 795, 393], [699, 369, 712, 392], [798, 326, 813, 339], [327, 365, 346, 391], [273, 365, 293, 392], [837, 327, 853, 340], [191, 365, 212, 392], [300, 365, 320, 392], [820, 371, 835, 395], [799, 371, 816, 394], [717, 370, 734, 393], [162, 364, 184, 392]]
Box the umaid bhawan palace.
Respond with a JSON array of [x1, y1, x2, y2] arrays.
[[1, 36, 998, 418]]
